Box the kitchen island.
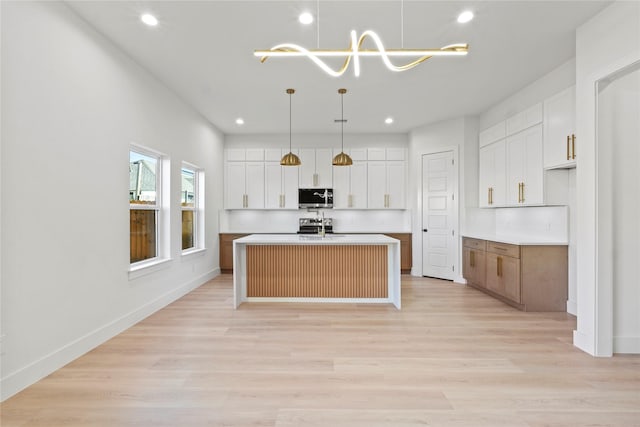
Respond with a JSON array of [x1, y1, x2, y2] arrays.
[[233, 234, 401, 309]]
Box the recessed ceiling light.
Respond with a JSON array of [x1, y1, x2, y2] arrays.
[[235, 118, 245, 125], [385, 117, 394, 125], [457, 11, 474, 24], [140, 13, 158, 27], [299, 12, 314, 25]]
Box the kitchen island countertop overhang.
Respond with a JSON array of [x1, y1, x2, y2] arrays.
[[233, 234, 401, 309]]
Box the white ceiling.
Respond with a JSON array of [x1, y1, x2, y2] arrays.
[[66, 1, 610, 135]]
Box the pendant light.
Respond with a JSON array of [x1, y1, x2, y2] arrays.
[[280, 88, 301, 166], [332, 88, 353, 166]]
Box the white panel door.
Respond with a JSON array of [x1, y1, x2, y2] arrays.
[[422, 151, 457, 280]]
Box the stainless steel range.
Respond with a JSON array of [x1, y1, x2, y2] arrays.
[[298, 217, 333, 234]]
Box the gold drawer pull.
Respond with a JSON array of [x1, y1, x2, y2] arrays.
[[567, 135, 571, 160]]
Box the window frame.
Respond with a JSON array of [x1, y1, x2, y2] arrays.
[[181, 162, 205, 255], [129, 144, 170, 274]]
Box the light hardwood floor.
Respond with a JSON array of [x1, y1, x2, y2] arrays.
[[2, 275, 639, 426]]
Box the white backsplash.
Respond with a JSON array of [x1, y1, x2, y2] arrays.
[[219, 209, 412, 234], [495, 206, 568, 241]]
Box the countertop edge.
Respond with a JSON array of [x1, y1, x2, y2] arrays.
[[462, 234, 568, 246]]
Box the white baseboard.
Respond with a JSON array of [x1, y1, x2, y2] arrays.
[[614, 336, 640, 354], [0, 269, 219, 402], [573, 329, 595, 355], [453, 275, 467, 285], [566, 299, 577, 315]]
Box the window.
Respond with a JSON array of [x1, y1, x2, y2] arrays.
[[129, 148, 163, 265], [181, 164, 203, 252]]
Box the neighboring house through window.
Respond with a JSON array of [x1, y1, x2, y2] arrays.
[[181, 164, 203, 252], [129, 147, 163, 265]]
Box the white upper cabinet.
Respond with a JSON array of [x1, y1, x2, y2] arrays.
[[479, 140, 506, 207], [368, 160, 406, 209], [479, 121, 506, 148], [225, 160, 265, 209], [299, 148, 333, 187], [506, 124, 544, 206], [544, 85, 576, 169], [265, 155, 299, 210], [333, 149, 368, 209], [505, 103, 543, 135]]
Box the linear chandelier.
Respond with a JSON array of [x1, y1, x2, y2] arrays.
[[255, 30, 469, 77]]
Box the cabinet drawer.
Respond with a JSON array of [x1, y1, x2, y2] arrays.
[[463, 237, 486, 250], [487, 241, 520, 258]]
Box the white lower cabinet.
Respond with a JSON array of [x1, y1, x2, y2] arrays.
[[265, 162, 298, 209], [225, 162, 265, 209], [479, 140, 506, 207], [368, 161, 406, 209], [506, 124, 543, 205]]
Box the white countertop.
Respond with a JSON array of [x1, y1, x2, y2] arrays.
[[462, 233, 568, 246], [234, 233, 400, 245]]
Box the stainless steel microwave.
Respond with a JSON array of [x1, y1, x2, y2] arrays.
[[298, 188, 333, 209]]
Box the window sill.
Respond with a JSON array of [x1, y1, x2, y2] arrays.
[[182, 247, 206, 259], [129, 258, 172, 280]]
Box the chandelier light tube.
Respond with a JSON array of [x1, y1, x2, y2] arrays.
[[255, 30, 469, 77]]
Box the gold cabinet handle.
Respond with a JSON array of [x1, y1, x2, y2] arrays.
[[517, 183, 521, 203], [567, 135, 571, 160], [572, 134, 576, 160], [348, 194, 353, 208], [313, 173, 318, 187], [497, 256, 502, 277], [243, 194, 248, 208], [521, 182, 525, 203], [488, 187, 491, 205], [470, 250, 475, 267], [490, 187, 493, 205]]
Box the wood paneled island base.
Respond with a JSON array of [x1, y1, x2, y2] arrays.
[[247, 244, 388, 298], [234, 234, 401, 308]]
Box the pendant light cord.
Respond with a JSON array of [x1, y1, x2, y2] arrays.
[[289, 92, 292, 151], [341, 91, 344, 151], [401, 0, 404, 48]]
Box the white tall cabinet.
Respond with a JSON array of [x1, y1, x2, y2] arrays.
[[479, 140, 506, 207], [332, 149, 368, 209], [225, 149, 265, 209], [367, 148, 406, 209], [299, 148, 333, 188], [478, 103, 544, 207], [544, 85, 576, 169], [506, 124, 544, 205]]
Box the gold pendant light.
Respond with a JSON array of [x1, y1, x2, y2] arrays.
[[332, 88, 353, 166], [281, 88, 301, 166]]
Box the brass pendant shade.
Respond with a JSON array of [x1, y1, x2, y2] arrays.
[[332, 88, 353, 166], [281, 88, 301, 166]]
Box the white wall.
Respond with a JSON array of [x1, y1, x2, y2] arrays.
[[222, 133, 411, 233], [574, 0, 640, 356], [0, 1, 224, 400], [597, 65, 640, 353]]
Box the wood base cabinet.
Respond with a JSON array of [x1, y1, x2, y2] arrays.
[[463, 237, 567, 312], [462, 238, 486, 288]]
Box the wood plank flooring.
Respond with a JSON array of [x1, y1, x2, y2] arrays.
[[2, 275, 639, 426]]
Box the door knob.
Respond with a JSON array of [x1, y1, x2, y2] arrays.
[[423, 229, 428, 232]]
